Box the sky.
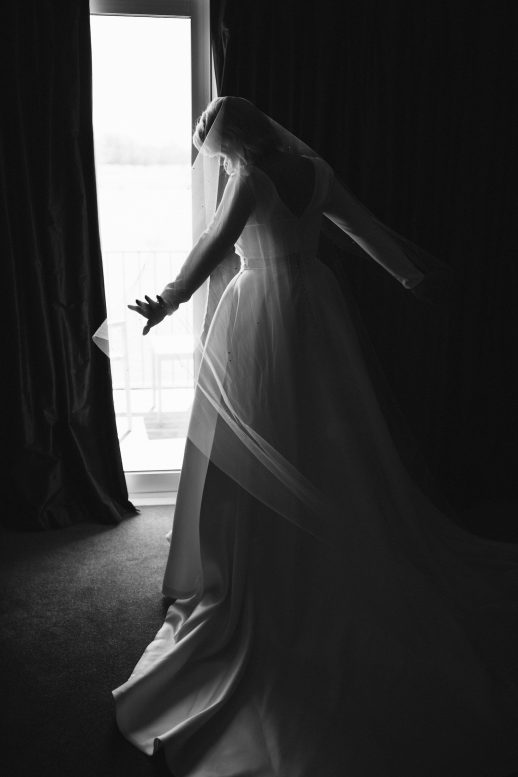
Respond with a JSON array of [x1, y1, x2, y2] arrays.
[[90, 15, 192, 150]]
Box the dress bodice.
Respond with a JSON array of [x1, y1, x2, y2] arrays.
[[159, 150, 427, 312], [234, 157, 333, 268]]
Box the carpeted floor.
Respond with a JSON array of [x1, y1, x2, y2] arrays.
[[0, 507, 175, 777], [1, 503, 517, 777]]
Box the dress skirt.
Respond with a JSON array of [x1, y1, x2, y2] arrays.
[[113, 254, 518, 777]]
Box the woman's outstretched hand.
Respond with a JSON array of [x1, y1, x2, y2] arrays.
[[127, 294, 175, 335]]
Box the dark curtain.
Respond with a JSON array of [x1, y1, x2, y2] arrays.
[[1, 0, 136, 529], [210, 1, 518, 524]]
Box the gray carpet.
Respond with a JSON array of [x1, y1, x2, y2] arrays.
[[0, 507, 175, 777], [1, 503, 517, 777]]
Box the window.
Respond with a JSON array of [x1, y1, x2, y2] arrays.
[[90, 0, 211, 503]]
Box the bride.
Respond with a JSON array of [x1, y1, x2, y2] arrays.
[[118, 96, 518, 777]]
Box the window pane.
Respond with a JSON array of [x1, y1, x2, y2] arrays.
[[91, 15, 193, 473]]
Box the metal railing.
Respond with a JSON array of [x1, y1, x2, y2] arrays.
[[103, 250, 195, 392]]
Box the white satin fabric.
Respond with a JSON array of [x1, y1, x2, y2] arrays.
[[113, 157, 518, 777]]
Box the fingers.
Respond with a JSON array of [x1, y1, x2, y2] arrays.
[[145, 294, 162, 309], [128, 304, 148, 318], [136, 297, 156, 310], [128, 297, 156, 318], [127, 294, 166, 334]]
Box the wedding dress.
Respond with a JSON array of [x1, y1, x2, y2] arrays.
[[111, 98, 518, 777]]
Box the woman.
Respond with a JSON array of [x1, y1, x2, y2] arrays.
[[117, 97, 518, 777]]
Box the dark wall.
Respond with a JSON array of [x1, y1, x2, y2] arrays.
[[212, 0, 518, 516]]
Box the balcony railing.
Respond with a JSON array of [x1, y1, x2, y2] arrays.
[[103, 250, 196, 448], [104, 249, 194, 387]]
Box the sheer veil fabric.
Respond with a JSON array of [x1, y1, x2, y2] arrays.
[[111, 98, 518, 777]]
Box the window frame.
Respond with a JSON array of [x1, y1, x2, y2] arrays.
[[89, 1, 211, 150], [90, 0, 212, 504]]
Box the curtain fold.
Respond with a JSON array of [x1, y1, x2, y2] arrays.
[[2, 0, 136, 529], [209, 0, 518, 523]]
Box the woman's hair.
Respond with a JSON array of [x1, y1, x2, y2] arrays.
[[193, 96, 282, 171]]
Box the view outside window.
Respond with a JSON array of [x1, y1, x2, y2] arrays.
[[91, 15, 194, 473]]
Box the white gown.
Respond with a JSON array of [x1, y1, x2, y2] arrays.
[[113, 156, 518, 777]]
